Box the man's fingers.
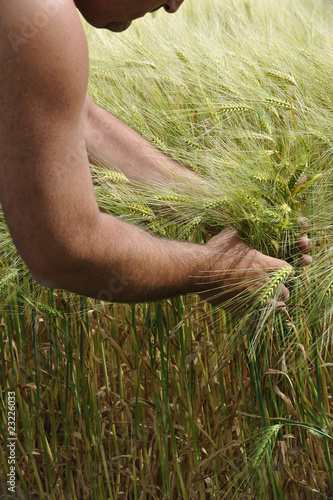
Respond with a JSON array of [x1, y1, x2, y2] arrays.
[[266, 298, 287, 313], [298, 235, 312, 253], [296, 217, 313, 266], [300, 254, 313, 266], [277, 283, 290, 302], [297, 216, 311, 234], [295, 175, 308, 189]]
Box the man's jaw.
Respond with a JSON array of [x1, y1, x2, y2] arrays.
[[104, 21, 132, 32], [103, 4, 164, 32]]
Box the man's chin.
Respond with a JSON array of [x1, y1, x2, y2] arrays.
[[104, 21, 132, 32]]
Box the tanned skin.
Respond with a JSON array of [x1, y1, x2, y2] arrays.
[[0, 0, 312, 308]]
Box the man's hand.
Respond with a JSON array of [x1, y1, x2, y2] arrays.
[[197, 229, 293, 311]]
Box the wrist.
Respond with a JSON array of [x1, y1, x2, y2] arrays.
[[185, 243, 215, 296]]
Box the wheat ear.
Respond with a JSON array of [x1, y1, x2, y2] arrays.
[[258, 265, 293, 306]]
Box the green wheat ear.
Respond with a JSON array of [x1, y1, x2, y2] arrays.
[[259, 114, 273, 135], [264, 97, 291, 109], [148, 219, 167, 237], [257, 265, 293, 306], [30, 300, 66, 320], [102, 171, 130, 184], [219, 104, 253, 114], [250, 425, 281, 472], [126, 203, 155, 219], [180, 216, 202, 240], [155, 194, 193, 204], [149, 135, 168, 153], [0, 268, 19, 295], [265, 70, 298, 87], [204, 197, 229, 211], [175, 50, 190, 64], [183, 138, 204, 150], [324, 283, 333, 301]]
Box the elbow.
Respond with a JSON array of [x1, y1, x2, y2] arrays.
[[30, 268, 61, 290], [28, 259, 77, 291], [9, 208, 102, 293], [24, 246, 86, 293], [13, 210, 102, 294]]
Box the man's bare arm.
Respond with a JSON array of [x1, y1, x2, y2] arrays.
[[0, 0, 209, 301], [84, 94, 213, 191], [0, 0, 293, 307]]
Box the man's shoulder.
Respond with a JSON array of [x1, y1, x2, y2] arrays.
[[0, 0, 85, 57], [1, 0, 89, 113], [0, 0, 74, 27]]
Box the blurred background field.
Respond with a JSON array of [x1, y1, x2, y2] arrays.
[[0, 0, 332, 498]]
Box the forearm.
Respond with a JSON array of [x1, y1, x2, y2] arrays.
[[84, 94, 212, 191], [49, 211, 208, 302]]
